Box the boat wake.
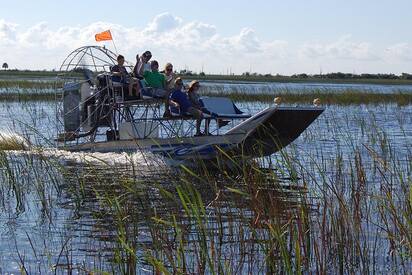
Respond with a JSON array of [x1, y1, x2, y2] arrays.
[[1, 146, 172, 174]]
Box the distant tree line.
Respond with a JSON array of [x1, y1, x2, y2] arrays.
[[1, 67, 412, 80], [289, 72, 412, 80], [175, 70, 412, 80]]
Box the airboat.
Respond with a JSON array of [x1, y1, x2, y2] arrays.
[[55, 46, 324, 163]]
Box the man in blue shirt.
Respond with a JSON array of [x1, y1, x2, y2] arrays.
[[110, 55, 139, 99], [170, 78, 208, 136]]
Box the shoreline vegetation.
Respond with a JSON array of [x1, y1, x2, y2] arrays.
[[2, 69, 412, 85]]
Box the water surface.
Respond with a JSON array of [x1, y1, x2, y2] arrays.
[[0, 95, 410, 273]]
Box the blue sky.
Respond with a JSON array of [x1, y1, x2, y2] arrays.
[[1, 0, 411, 74]]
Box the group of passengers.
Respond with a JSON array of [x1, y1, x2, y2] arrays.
[[110, 52, 213, 136]]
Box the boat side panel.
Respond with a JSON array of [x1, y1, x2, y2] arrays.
[[59, 134, 245, 157]]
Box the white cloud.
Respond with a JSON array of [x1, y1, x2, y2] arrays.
[[230, 28, 261, 52], [299, 35, 378, 61], [0, 19, 18, 45], [0, 15, 291, 73], [19, 22, 50, 48], [261, 40, 289, 59], [385, 43, 412, 61], [0, 15, 410, 74], [144, 12, 182, 34]]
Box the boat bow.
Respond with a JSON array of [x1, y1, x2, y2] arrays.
[[226, 106, 324, 157]]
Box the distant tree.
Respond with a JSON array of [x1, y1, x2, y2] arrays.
[[2, 63, 8, 70], [401, 73, 412, 80], [178, 69, 194, 76], [199, 72, 206, 77], [296, 73, 308, 79]]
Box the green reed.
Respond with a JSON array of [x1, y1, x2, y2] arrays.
[[201, 87, 412, 105], [0, 80, 57, 89]]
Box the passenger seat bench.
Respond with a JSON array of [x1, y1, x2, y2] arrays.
[[199, 97, 251, 119], [167, 96, 250, 119]]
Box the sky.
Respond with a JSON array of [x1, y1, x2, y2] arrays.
[[1, 0, 412, 74]]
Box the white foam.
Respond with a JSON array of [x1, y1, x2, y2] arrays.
[[3, 147, 170, 172]]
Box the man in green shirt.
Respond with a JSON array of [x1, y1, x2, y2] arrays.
[[143, 60, 170, 116], [144, 60, 166, 90]]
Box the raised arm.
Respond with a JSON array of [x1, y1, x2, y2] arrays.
[[136, 59, 145, 77]]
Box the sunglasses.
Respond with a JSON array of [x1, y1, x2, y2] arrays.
[[166, 67, 173, 71]]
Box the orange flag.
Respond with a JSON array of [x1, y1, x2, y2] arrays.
[[95, 30, 113, 41]]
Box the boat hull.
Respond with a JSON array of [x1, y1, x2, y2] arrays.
[[58, 133, 246, 160]]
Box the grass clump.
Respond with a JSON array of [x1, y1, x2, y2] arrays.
[[0, 133, 30, 151]]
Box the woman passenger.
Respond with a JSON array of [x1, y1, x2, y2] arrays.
[[187, 80, 229, 132], [163, 63, 177, 91], [187, 80, 211, 135], [187, 80, 202, 109]]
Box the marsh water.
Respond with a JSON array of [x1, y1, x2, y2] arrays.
[[0, 82, 411, 273]]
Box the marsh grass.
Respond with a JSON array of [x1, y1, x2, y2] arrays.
[[201, 89, 412, 106], [184, 74, 412, 85], [1, 77, 412, 105], [0, 87, 56, 101], [0, 102, 411, 273], [0, 80, 58, 89], [1, 85, 412, 105]]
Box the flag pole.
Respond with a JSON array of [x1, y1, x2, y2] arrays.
[[111, 40, 119, 55], [111, 32, 119, 55]]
